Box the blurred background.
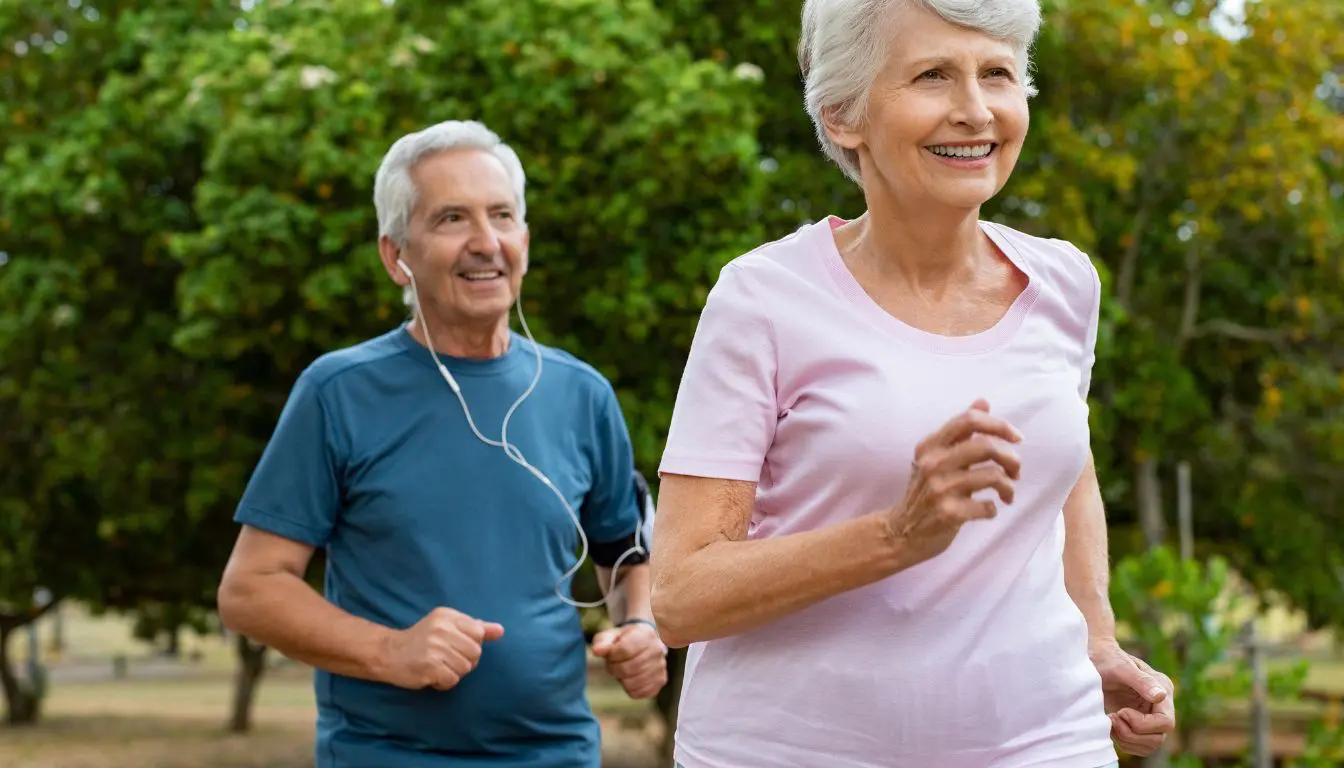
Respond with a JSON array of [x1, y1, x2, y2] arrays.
[[0, 0, 1341, 766]]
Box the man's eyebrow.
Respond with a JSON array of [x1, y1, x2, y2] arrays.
[[426, 202, 516, 219], [426, 204, 465, 219]]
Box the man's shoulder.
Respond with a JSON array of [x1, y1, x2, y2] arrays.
[[300, 327, 414, 393], [530, 339, 617, 399]]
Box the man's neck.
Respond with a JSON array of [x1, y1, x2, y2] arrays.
[[406, 315, 511, 359]]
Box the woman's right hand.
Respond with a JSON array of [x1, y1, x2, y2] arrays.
[[884, 399, 1023, 565]]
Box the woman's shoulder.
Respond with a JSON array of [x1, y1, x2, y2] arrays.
[[694, 223, 820, 321], [982, 220, 1098, 287], [982, 220, 1100, 318], [715, 218, 837, 297], [727, 217, 829, 269]]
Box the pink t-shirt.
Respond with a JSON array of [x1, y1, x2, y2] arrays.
[[658, 217, 1118, 768]]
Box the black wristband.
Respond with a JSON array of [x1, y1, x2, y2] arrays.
[[591, 532, 649, 567]]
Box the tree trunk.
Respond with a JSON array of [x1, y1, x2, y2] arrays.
[[165, 626, 181, 658], [1135, 458, 1171, 768], [654, 647, 686, 766], [50, 605, 64, 657], [1137, 456, 1166, 549], [228, 634, 268, 733], [0, 624, 40, 726]]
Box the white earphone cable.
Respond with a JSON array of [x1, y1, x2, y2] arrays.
[[400, 261, 645, 609]]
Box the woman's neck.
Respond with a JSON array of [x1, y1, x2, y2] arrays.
[[840, 194, 988, 296]]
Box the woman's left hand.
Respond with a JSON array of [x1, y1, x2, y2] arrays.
[[1090, 639, 1176, 756]]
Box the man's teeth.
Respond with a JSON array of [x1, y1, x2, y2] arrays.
[[461, 270, 503, 281], [929, 144, 994, 158]]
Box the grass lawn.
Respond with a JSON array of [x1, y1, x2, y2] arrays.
[[0, 669, 316, 768], [5, 602, 665, 766], [0, 668, 663, 768], [13, 600, 1342, 765]]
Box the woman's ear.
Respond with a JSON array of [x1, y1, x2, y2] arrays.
[[822, 104, 864, 150]]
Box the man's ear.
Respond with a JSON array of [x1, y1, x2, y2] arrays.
[[521, 227, 531, 275], [378, 234, 409, 286]]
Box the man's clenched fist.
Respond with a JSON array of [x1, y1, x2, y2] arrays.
[[380, 607, 505, 690], [592, 621, 668, 700]]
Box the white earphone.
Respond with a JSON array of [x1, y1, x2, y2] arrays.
[[397, 258, 647, 609]]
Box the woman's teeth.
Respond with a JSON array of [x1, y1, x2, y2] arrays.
[[929, 144, 994, 158]]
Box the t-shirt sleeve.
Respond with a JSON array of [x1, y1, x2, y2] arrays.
[[659, 261, 778, 483], [579, 381, 641, 545], [234, 367, 344, 548], [1078, 251, 1101, 401]]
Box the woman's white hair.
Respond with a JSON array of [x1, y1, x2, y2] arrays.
[[373, 119, 528, 248], [373, 119, 528, 306], [799, 0, 1043, 185]]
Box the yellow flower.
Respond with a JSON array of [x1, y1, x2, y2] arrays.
[[1265, 387, 1283, 410]]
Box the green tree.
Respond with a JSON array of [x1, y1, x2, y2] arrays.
[[1020, 0, 1344, 625], [1111, 546, 1311, 763], [0, 0, 255, 725], [1, 0, 765, 735], [157, 0, 766, 469]]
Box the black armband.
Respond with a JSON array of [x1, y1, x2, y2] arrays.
[[590, 532, 648, 568]]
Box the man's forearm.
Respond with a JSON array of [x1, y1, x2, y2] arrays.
[[219, 571, 394, 682], [598, 563, 653, 625], [1064, 451, 1117, 647]]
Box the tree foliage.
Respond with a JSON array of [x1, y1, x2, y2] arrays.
[[1021, 0, 1344, 625], [154, 0, 766, 469], [0, 0, 763, 725]]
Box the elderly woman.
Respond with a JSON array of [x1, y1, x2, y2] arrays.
[[650, 1, 1177, 767]]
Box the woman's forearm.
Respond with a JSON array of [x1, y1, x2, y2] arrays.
[[652, 512, 909, 647], [1062, 452, 1117, 647]]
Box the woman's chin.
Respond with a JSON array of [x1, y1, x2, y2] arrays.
[[923, 178, 1007, 212]]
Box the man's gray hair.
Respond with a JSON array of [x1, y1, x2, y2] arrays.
[[373, 119, 528, 247], [799, 0, 1043, 185]]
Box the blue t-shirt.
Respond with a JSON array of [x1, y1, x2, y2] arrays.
[[234, 326, 643, 768]]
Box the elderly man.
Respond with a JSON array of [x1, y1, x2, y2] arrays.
[[218, 120, 667, 768]]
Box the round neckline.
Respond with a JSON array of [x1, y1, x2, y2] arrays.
[[393, 323, 528, 377], [817, 215, 1040, 356]]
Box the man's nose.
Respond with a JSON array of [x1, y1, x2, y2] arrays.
[[467, 218, 502, 254]]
